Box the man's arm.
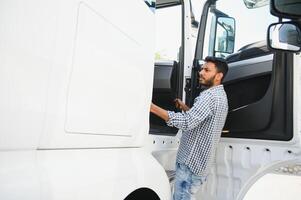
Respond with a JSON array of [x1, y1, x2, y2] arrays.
[[150, 103, 169, 122], [164, 92, 213, 131]]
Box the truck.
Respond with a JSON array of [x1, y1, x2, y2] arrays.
[[0, 0, 301, 199]]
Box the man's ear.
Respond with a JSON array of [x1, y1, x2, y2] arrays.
[[216, 72, 223, 82]]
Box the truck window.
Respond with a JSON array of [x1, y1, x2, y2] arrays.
[[203, 0, 277, 58], [155, 5, 182, 61]]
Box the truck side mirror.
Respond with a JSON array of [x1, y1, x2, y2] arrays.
[[267, 22, 301, 52], [214, 16, 236, 58]]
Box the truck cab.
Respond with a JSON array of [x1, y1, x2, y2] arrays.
[[150, 0, 301, 199], [0, 0, 300, 199]]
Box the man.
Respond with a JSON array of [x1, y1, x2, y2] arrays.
[[150, 56, 229, 200]]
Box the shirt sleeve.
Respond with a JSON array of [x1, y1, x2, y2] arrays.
[[166, 91, 213, 131]]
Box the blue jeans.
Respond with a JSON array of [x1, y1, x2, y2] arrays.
[[173, 163, 207, 200]]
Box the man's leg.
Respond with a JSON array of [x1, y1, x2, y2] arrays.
[[173, 163, 188, 200], [185, 173, 206, 200], [173, 163, 207, 200]]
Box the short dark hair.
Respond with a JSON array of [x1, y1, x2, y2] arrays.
[[204, 56, 228, 82]]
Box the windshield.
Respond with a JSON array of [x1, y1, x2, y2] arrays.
[[202, 0, 278, 58]]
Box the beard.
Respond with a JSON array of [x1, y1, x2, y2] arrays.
[[199, 75, 216, 87]]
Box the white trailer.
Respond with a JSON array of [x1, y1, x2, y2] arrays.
[[0, 0, 169, 199]]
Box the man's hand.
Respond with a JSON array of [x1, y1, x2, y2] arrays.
[[174, 98, 190, 112]]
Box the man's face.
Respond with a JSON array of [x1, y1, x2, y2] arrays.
[[198, 61, 219, 87]]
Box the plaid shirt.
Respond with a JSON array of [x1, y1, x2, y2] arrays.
[[167, 85, 228, 176]]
